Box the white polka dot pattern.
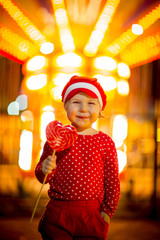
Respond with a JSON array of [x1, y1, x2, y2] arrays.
[[35, 131, 120, 219]]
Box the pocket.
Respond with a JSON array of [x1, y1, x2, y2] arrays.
[[97, 211, 109, 226]]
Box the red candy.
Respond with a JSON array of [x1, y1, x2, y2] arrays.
[[46, 120, 77, 151]]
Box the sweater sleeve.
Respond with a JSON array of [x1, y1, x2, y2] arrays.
[[35, 141, 56, 184], [101, 138, 120, 219]]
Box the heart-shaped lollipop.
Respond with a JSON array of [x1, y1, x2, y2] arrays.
[[30, 121, 77, 223], [46, 120, 77, 151]]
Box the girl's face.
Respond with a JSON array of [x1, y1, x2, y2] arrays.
[[64, 92, 101, 132]]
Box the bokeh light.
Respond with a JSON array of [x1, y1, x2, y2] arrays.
[[117, 79, 129, 96], [94, 56, 117, 71], [18, 130, 33, 171], [16, 94, 28, 111], [26, 55, 48, 72], [112, 114, 128, 142], [117, 150, 127, 173], [26, 74, 47, 90], [132, 24, 143, 35], [94, 74, 117, 91], [40, 42, 54, 54], [40, 107, 55, 141], [55, 52, 83, 68], [7, 101, 19, 115], [117, 63, 130, 78]]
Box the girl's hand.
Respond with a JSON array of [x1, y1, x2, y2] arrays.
[[100, 211, 110, 223], [42, 155, 57, 175]]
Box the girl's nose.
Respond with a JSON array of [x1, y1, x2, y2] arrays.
[[80, 103, 87, 112]]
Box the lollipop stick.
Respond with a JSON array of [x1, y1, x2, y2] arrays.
[[30, 150, 56, 223]]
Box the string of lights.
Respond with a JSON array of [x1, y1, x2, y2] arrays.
[[51, 0, 75, 52], [105, 2, 160, 56], [84, 0, 120, 57]]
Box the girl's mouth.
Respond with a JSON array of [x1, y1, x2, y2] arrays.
[[77, 116, 89, 119]]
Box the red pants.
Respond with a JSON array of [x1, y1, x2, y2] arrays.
[[38, 199, 109, 240]]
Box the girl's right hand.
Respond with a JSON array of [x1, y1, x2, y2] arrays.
[[42, 155, 57, 175]]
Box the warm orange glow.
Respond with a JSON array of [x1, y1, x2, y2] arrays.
[[0, 38, 28, 61], [84, 0, 120, 56], [21, 110, 33, 122], [51, 0, 75, 52], [106, 3, 160, 56], [26, 55, 48, 72], [26, 74, 47, 90], [157, 128, 160, 142], [93, 56, 117, 71], [0, 0, 47, 46], [120, 32, 160, 67], [0, 26, 38, 57], [93, 74, 117, 92]]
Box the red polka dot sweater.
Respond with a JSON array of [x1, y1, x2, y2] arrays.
[[35, 131, 120, 219]]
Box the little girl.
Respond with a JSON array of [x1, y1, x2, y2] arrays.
[[35, 76, 120, 240]]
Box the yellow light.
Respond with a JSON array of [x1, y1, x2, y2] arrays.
[[42, 106, 54, 112], [94, 56, 117, 71], [106, 3, 160, 56], [51, 0, 75, 52], [117, 79, 129, 96], [120, 33, 160, 67], [55, 52, 83, 68], [7, 101, 19, 115], [26, 74, 47, 90], [117, 63, 130, 78], [157, 128, 160, 142], [94, 74, 117, 91], [0, 0, 47, 46], [84, 0, 120, 56], [26, 56, 48, 72], [18, 130, 33, 171], [132, 24, 143, 35], [55, 8, 68, 27], [40, 109, 55, 141], [112, 115, 128, 141], [59, 28, 75, 52], [40, 42, 54, 54], [0, 38, 28, 62], [53, 73, 79, 86], [16, 94, 27, 111], [0, 26, 38, 57], [51, 86, 63, 101], [117, 150, 127, 173]]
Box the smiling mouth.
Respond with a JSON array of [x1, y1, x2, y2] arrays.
[[77, 116, 89, 119]]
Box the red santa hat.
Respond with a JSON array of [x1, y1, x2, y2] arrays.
[[61, 75, 107, 110]]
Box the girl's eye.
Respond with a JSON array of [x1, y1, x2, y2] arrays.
[[73, 101, 80, 104], [88, 102, 95, 105]]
